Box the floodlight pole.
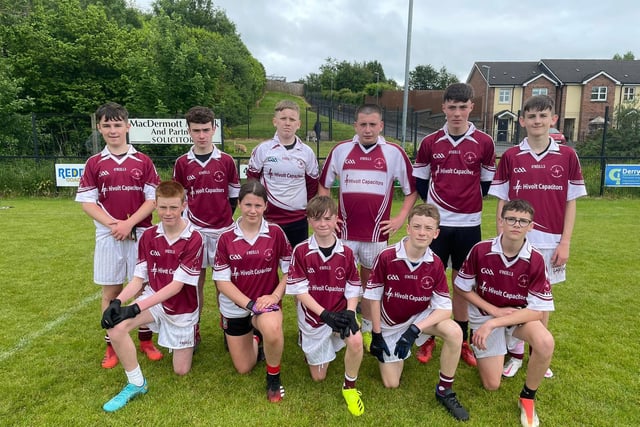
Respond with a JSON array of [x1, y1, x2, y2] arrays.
[[401, 0, 413, 149]]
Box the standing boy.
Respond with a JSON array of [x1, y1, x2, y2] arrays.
[[173, 106, 240, 345], [318, 104, 417, 350], [286, 195, 364, 416], [454, 199, 554, 427], [76, 102, 163, 369], [413, 83, 496, 366], [247, 100, 319, 248], [488, 95, 586, 378], [363, 204, 469, 422], [101, 180, 204, 412]]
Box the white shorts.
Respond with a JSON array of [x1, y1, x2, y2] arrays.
[[93, 228, 145, 285], [342, 240, 387, 269], [379, 309, 432, 363], [197, 226, 230, 268], [539, 247, 566, 285], [137, 287, 197, 350], [298, 320, 346, 366], [469, 318, 520, 359]]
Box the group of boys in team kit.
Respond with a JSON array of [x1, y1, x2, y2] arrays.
[[78, 83, 586, 426]]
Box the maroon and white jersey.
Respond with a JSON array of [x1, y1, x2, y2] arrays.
[[213, 218, 292, 317], [134, 220, 204, 321], [488, 139, 587, 249], [246, 135, 319, 225], [173, 146, 240, 230], [413, 122, 495, 226], [455, 236, 554, 317], [286, 235, 361, 328], [364, 238, 451, 326], [319, 136, 416, 242], [75, 145, 160, 234]]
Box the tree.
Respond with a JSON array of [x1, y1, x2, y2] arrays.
[[576, 104, 640, 157], [612, 51, 635, 60], [408, 65, 459, 90]]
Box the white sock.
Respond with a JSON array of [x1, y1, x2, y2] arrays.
[[361, 318, 372, 333], [125, 365, 145, 387]]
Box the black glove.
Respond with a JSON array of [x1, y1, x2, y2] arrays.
[[320, 310, 349, 332], [112, 303, 141, 326], [339, 310, 360, 338], [394, 324, 421, 359], [101, 299, 121, 329], [370, 332, 390, 363]]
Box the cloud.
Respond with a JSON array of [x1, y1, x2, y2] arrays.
[[133, 0, 640, 85]]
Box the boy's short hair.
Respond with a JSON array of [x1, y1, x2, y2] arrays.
[[523, 95, 555, 114], [408, 203, 440, 226], [185, 106, 215, 126], [501, 199, 535, 218], [443, 83, 474, 103], [239, 180, 268, 203], [355, 103, 382, 119], [156, 180, 185, 201], [274, 100, 300, 114], [96, 102, 128, 122], [306, 195, 338, 219]]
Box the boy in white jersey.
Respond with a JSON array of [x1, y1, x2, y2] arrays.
[[247, 100, 319, 247], [173, 106, 240, 346], [100, 180, 204, 412], [364, 204, 469, 422], [76, 102, 163, 369], [318, 103, 417, 351], [454, 199, 555, 427], [488, 95, 586, 378], [413, 83, 496, 367], [286, 195, 364, 416]]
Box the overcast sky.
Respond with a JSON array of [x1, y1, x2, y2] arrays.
[[134, 0, 638, 85]]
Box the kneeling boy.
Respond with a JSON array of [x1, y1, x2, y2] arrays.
[[454, 199, 554, 427], [101, 180, 204, 412]]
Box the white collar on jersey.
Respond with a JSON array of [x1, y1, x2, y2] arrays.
[[490, 235, 533, 261], [307, 234, 344, 254], [100, 144, 138, 159], [187, 144, 222, 160], [395, 237, 435, 264]]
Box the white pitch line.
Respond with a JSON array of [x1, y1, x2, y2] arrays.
[[0, 291, 101, 363]]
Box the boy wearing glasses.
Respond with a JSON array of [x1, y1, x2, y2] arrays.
[[488, 95, 586, 379], [454, 199, 554, 427]]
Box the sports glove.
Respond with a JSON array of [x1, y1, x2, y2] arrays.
[[101, 299, 121, 329], [112, 303, 141, 326], [246, 300, 280, 315], [370, 332, 390, 363], [339, 310, 360, 339], [320, 309, 349, 332], [394, 324, 421, 359]]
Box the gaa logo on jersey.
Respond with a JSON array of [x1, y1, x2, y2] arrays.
[[374, 157, 386, 170], [264, 249, 273, 262], [150, 250, 161, 257], [550, 164, 564, 179], [420, 275, 435, 290], [131, 168, 143, 180], [517, 274, 529, 288], [214, 170, 225, 183], [463, 151, 478, 165], [335, 267, 346, 281]]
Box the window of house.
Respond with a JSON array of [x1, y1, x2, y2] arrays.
[[532, 88, 548, 96], [623, 87, 635, 102], [499, 88, 511, 104], [591, 86, 607, 101]]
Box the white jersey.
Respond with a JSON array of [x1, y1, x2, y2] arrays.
[[247, 134, 319, 225]]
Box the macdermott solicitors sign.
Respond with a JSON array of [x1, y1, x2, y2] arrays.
[[604, 164, 640, 187], [128, 118, 222, 144]]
